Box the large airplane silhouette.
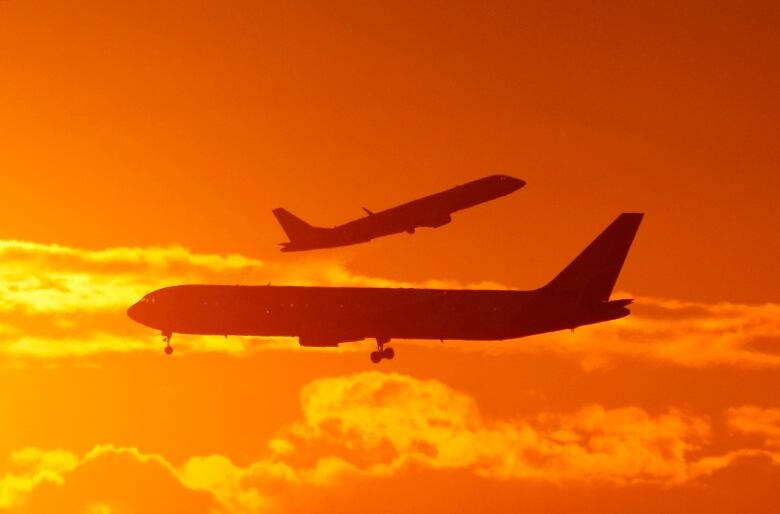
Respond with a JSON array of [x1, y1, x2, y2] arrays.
[[272, 174, 525, 251], [128, 213, 643, 362]]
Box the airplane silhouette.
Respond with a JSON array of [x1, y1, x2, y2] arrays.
[[128, 213, 643, 362], [272, 174, 525, 251]]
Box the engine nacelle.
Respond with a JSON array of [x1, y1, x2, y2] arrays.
[[298, 334, 364, 347], [422, 213, 452, 228]]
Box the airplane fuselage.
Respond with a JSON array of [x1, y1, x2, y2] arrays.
[[127, 284, 631, 346], [277, 174, 524, 251]]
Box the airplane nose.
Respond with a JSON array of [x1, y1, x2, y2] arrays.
[[502, 176, 525, 191], [127, 302, 141, 322]]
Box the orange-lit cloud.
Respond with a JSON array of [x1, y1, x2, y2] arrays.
[[0, 448, 77, 510], [684, 405, 780, 482], [283, 372, 712, 484], [2, 446, 218, 514], [3, 372, 778, 513], [726, 405, 780, 447], [0, 240, 778, 366], [497, 296, 780, 369]]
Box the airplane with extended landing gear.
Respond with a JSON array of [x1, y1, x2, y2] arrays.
[[127, 213, 643, 363]]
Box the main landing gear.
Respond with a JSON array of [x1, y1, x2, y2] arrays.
[[370, 337, 394, 364], [162, 330, 173, 355]]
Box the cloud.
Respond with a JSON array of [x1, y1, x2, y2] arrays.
[[3, 372, 778, 513], [281, 372, 711, 484], [0, 239, 777, 366], [0, 448, 77, 510], [0, 240, 408, 316], [450, 295, 780, 370], [726, 405, 780, 447], [0, 239, 500, 314], [2, 446, 218, 514]]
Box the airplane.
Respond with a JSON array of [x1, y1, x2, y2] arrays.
[[272, 174, 525, 251], [127, 213, 643, 363]]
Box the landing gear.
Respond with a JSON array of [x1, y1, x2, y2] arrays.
[[370, 337, 394, 364], [162, 330, 173, 355]]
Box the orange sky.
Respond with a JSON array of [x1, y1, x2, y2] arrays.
[[0, 1, 779, 513]]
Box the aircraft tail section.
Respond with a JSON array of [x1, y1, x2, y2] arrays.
[[543, 213, 643, 302], [272, 208, 317, 242]]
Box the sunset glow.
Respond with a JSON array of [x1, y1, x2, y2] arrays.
[[1, 1, 778, 512]]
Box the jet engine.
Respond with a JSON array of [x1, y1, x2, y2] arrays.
[[298, 334, 364, 347], [422, 213, 452, 228]]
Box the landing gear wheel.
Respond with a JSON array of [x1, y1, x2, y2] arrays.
[[370, 337, 392, 363], [162, 331, 173, 356]]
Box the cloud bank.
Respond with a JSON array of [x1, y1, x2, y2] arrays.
[[2, 372, 778, 513]]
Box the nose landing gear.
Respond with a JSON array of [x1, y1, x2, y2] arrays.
[[162, 330, 173, 355], [370, 337, 394, 364]]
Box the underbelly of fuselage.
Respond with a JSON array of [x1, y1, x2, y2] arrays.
[[163, 303, 567, 342]]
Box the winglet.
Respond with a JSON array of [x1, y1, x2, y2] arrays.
[[362, 207, 374, 216]]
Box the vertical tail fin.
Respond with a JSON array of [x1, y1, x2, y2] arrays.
[[272, 208, 316, 242], [544, 213, 643, 301]]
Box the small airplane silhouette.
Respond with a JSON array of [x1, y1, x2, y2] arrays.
[[128, 213, 643, 363], [272, 174, 525, 251]]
